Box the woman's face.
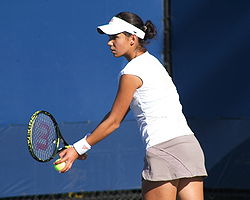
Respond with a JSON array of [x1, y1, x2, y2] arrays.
[[107, 33, 132, 59]]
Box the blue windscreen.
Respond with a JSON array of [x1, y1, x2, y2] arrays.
[[0, 0, 164, 198], [171, 0, 250, 189]]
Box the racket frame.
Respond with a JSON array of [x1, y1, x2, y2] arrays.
[[27, 110, 68, 162]]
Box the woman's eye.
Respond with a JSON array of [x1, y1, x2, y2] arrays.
[[109, 35, 118, 40]]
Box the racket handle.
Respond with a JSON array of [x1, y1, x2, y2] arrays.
[[58, 145, 72, 152]]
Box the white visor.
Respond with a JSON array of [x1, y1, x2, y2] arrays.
[[97, 17, 145, 39]]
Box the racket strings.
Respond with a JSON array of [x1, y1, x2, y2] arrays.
[[31, 114, 58, 161]]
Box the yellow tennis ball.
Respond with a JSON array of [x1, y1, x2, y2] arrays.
[[54, 159, 66, 171]]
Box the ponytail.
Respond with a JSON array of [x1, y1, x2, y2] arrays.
[[144, 20, 157, 41]]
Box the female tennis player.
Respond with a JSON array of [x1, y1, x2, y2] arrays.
[[55, 12, 207, 200]]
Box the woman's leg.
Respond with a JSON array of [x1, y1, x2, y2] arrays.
[[142, 179, 179, 200], [177, 177, 204, 200]]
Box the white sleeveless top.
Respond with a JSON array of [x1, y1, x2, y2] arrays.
[[119, 52, 193, 149]]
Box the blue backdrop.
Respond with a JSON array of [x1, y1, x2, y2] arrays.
[[0, 0, 163, 198], [171, 0, 250, 190], [1, 0, 250, 198], [0, 0, 164, 125], [171, 0, 250, 119]]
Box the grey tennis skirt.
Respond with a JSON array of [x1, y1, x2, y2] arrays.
[[142, 134, 207, 181]]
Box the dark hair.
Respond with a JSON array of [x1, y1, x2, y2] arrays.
[[115, 12, 157, 48]]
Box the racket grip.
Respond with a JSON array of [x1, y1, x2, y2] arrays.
[[58, 145, 72, 152]]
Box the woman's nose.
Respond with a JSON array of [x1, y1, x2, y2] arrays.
[[107, 40, 113, 46]]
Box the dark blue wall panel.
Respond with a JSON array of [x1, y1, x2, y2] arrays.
[[171, 0, 250, 119], [171, 0, 250, 189]]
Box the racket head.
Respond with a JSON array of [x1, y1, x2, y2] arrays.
[[27, 110, 60, 162]]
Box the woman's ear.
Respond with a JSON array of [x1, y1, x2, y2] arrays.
[[130, 35, 137, 46]]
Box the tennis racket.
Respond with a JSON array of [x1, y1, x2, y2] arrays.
[[27, 110, 70, 162]]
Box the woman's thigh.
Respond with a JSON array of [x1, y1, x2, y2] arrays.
[[177, 177, 204, 200], [142, 179, 179, 200]]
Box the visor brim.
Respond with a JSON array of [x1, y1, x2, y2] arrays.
[[97, 24, 124, 36]]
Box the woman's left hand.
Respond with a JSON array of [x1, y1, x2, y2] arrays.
[[54, 147, 82, 173]]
